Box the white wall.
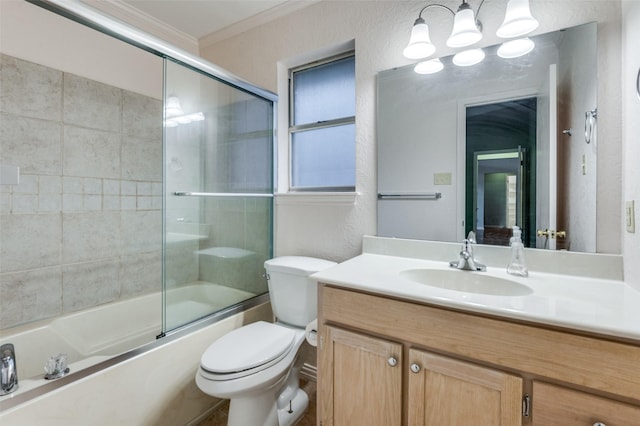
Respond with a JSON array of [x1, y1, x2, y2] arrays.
[[0, 0, 162, 99], [622, 0, 640, 290], [200, 0, 623, 261]]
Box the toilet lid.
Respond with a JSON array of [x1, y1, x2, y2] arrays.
[[200, 321, 296, 374]]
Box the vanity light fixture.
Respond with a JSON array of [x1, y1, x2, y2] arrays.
[[452, 48, 486, 66], [447, 0, 483, 48], [496, 0, 539, 38], [403, 0, 485, 60], [497, 37, 535, 58], [414, 57, 445, 74]]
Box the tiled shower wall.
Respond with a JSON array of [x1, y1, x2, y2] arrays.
[[0, 54, 163, 330]]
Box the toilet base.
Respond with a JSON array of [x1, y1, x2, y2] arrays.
[[226, 388, 308, 426]]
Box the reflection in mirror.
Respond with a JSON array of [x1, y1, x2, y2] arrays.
[[377, 22, 597, 252]]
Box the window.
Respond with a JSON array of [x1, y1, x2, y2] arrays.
[[289, 53, 355, 191]]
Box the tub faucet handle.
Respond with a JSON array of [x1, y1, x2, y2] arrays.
[[1, 343, 18, 395]]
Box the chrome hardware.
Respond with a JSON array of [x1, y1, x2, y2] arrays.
[[44, 353, 70, 380], [636, 67, 640, 100], [378, 192, 442, 200], [537, 229, 566, 239], [387, 357, 398, 367], [593, 423, 606, 426], [1, 343, 18, 396], [522, 394, 530, 417], [449, 231, 486, 272], [562, 128, 572, 136], [410, 363, 421, 373], [585, 108, 597, 144]]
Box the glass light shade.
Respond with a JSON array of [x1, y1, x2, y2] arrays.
[[452, 48, 485, 67], [414, 58, 444, 74], [496, 0, 539, 38], [403, 18, 436, 59], [446, 8, 482, 48], [497, 38, 535, 58]]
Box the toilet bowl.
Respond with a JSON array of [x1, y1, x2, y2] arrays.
[[195, 256, 337, 426]]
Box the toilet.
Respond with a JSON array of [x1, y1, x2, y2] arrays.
[[195, 256, 337, 426]]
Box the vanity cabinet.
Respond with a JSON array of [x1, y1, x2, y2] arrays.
[[532, 381, 640, 426], [317, 284, 640, 426]]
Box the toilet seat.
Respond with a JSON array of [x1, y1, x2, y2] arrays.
[[200, 321, 296, 381]]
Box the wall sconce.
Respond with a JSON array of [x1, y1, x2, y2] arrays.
[[404, 0, 539, 74]]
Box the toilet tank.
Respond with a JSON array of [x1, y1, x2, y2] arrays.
[[264, 256, 337, 327]]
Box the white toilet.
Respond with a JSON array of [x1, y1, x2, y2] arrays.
[[195, 256, 337, 426]]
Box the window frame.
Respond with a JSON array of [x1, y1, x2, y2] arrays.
[[288, 51, 356, 192]]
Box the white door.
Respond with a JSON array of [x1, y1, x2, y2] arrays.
[[536, 64, 558, 249]]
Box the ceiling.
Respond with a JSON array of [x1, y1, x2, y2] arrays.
[[119, 0, 292, 40]]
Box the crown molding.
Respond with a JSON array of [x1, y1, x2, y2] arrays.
[[81, 0, 199, 54], [199, 0, 320, 49]]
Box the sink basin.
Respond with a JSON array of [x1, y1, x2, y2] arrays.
[[400, 268, 533, 296]]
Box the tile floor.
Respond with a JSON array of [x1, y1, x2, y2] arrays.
[[197, 380, 316, 426]]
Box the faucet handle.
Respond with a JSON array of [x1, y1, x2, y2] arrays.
[[466, 231, 477, 244]]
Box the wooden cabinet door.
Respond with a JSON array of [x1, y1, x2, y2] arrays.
[[407, 349, 523, 426], [532, 381, 640, 426], [318, 325, 403, 426]]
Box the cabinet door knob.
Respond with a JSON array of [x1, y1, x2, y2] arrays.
[[593, 423, 606, 426], [387, 357, 398, 367], [410, 363, 421, 373]]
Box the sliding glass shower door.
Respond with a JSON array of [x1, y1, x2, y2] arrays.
[[163, 58, 274, 332]]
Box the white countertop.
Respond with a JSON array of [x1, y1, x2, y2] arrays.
[[313, 252, 640, 342]]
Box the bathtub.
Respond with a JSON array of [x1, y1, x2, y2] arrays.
[[0, 282, 256, 400]]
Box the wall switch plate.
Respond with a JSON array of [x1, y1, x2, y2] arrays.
[[434, 172, 452, 185], [626, 200, 636, 233]]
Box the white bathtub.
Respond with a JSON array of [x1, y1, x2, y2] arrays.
[[0, 282, 255, 399]]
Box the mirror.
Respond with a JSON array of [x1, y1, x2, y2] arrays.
[[377, 23, 597, 252]]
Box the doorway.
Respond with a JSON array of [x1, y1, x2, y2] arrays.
[[465, 98, 537, 246]]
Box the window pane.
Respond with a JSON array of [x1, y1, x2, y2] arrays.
[[293, 56, 355, 125], [291, 124, 355, 189]]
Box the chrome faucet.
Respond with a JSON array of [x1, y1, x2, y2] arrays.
[[449, 231, 486, 272], [1, 343, 18, 395]]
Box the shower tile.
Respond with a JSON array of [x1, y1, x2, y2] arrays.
[[39, 193, 62, 213], [122, 90, 162, 140], [0, 114, 63, 175], [12, 174, 37, 194], [0, 194, 10, 213], [41, 176, 62, 194], [62, 212, 121, 264], [0, 267, 62, 329], [121, 196, 136, 210], [62, 260, 120, 313], [151, 182, 163, 196], [121, 135, 162, 181], [0, 54, 63, 121], [137, 181, 151, 196], [63, 176, 84, 194], [120, 251, 162, 297], [62, 194, 83, 212], [63, 125, 121, 179], [121, 180, 137, 196], [103, 179, 120, 195], [63, 73, 121, 132], [84, 194, 102, 211], [104, 195, 120, 211], [0, 213, 61, 273], [83, 178, 102, 195], [121, 210, 162, 254], [12, 194, 37, 213]]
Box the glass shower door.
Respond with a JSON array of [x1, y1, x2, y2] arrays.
[[163, 58, 274, 332]]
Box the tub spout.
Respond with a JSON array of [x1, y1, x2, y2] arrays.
[[1, 343, 18, 395]]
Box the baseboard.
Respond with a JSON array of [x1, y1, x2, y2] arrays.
[[300, 362, 317, 382]]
